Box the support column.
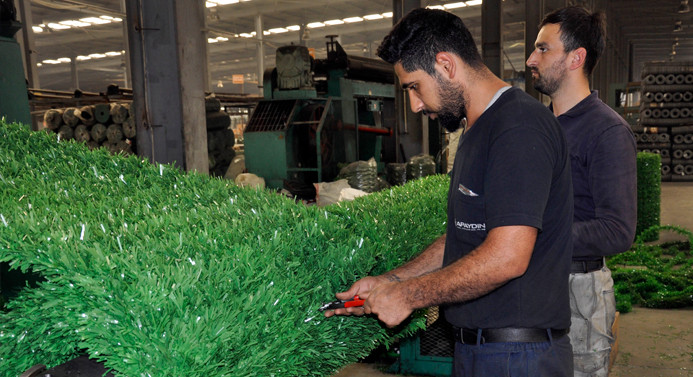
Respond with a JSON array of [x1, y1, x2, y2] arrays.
[[392, 0, 422, 163], [255, 14, 264, 90], [482, 0, 503, 77], [120, 0, 131, 88], [15, 0, 39, 88], [524, 0, 541, 99], [124, 0, 209, 174]]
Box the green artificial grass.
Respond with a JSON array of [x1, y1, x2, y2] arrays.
[[607, 225, 693, 313], [0, 121, 448, 376]]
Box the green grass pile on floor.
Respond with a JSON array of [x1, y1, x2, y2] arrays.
[[0, 121, 448, 376], [607, 225, 693, 313]]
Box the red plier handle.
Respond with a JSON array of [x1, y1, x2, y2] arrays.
[[319, 295, 366, 311]]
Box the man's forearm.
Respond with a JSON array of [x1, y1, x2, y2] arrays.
[[384, 235, 446, 281]]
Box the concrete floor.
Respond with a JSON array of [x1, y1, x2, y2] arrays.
[[333, 181, 693, 377]]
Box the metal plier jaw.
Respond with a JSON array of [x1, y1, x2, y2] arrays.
[[319, 295, 365, 311]]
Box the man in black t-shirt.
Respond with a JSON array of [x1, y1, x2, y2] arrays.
[[324, 8, 574, 376]]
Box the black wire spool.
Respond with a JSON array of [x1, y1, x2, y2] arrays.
[[661, 149, 670, 158], [663, 92, 673, 102], [674, 74, 686, 85], [642, 108, 653, 118], [661, 109, 671, 119], [673, 92, 683, 102], [643, 92, 654, 102], [673, 149, 684, 159], [665, 74, 676, 85], [685, 74, 693, 85], [674, 164, 685, 174], [659, 133, 670, 142], [652, 109, 662, 118], [654, 92, 665, 102], [681, 108, 691, 118], [685, 134, 693, 144], [655, 74, 667, 85], [670, 108, 681, 119], [683, 92, 693, 102], [643, 74, 656, 85]]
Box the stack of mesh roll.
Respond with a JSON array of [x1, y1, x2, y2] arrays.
[[670, 126, 693, 181], [42, 102, 135, 155], [634, 131, 671, 180], [640, 62, 693, 127], [639, 61, 693, 181]]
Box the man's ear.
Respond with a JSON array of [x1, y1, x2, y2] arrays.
[[435, 52, 456, 79], [569, 47, 587, 71]]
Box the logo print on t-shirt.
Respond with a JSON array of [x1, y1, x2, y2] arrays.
[[458, 184, 478, 197]]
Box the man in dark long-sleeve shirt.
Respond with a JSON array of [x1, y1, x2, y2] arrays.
[[527, 6, 637, 377]]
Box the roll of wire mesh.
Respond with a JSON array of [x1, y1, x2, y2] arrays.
[[642, 108, 653, 118], [655, 74, 666, 85], [673, 92, 683, 102], [665, 74, 676, 85], [661, 109, 671, 118], [652, 109, 662, 118], [663, 92, 673, 102], [671, 108, 681, 119], [683, 92, 693, 102], [685, 74, 693, 84], [644, 92, 654, 102], [673, 149, 684, 159], [659, 133, 670, 142], [675, 74, 686, 84], [654, 92, 665, 102], [662, 164, 671, 175], [681, 108, 691, 118], [643, 74, 656, 85], [683, 150, 693, 159], [674, 164, 685, 174], [686, 165, 693, 175], [661, 149, 670, 158], [685, 134, 693, 144]]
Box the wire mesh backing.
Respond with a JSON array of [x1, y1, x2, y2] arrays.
[[245, 99, 296, 132]]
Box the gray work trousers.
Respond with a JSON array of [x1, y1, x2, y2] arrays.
[[568, 265, 616, 377]]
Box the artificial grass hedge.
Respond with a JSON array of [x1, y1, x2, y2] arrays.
[[636, 152, 661, 242], [0, 121, 448, 376]]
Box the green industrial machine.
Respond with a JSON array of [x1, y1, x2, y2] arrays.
[[244, 36, 396, 191], [0, 1, 31, 126]]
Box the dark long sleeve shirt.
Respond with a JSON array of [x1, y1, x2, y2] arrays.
[[554, 91, 637, 260]]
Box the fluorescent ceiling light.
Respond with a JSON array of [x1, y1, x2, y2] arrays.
[[466, 0, 483, 5], [206, 2, 217, 7], [286, 25, 300, 31], [307, 22, 325, 28], [363, 14, 383, 20], [60, 20, 91, 27], [81, 17, 111, 24], [89, 53, 106, 58], [344, 17, 364, 23], [269, 28, 288, 33], [42, 59, 61, 64], [47, 23, 70, 30], [208, 38, 219, 43], [32, 26, 43, 32], [239, 33, 253, 38], [76, 55, 91, 61], [382, 12, 393, 18], [57, 57, 72, 62], [104, 51, 121, 56], [263, 30, 270, 35], [324, 19, 345, 25], [427, 5, 445, 10], [445, 2, 468, 8]]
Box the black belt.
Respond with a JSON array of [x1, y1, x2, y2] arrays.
[[454, 327, 568, 345], [571, 259, 604, 274]]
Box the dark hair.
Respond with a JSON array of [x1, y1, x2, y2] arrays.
[[376, 8, 484, 75], [541, 6, 605, 75]]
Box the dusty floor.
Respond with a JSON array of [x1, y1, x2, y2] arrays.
[[332, 182, 693, 377]]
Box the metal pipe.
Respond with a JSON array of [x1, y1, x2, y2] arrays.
[[255, 14, 264, 90]]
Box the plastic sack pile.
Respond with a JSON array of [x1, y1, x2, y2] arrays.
[[0, 121, 448, 376]]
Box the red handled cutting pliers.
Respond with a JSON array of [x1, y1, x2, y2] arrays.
[[319, 295, 365, 311]]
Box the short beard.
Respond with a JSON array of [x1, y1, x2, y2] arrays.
[[435, 74, 468, 133], [532, 58, 567, 96]]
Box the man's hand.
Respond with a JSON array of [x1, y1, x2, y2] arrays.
[[363, 281, 413, 328], [323, 276, 386, 318]]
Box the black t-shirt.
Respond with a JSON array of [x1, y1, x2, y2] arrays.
[[442, 87, 573, 330]]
